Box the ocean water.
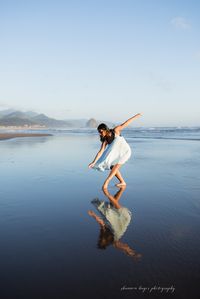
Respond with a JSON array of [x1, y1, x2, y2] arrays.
[[2, 126, 200, 141], [0, 131, 200, 298]]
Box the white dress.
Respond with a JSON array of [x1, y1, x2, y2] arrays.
[[92, 198, 132, 240], [93, 134, 131, 172]]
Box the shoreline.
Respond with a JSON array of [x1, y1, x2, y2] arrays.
[[0, 133, 53, 140]]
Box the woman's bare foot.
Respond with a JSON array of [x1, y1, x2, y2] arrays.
[[115, 182, 126, 187]]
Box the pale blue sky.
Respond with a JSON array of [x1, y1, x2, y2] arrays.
[[0, 0, 200, 126]]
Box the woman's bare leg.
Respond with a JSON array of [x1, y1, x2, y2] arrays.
[[115, 170, 126, 187], [110, 166, 126, 186], [113, 186, 126, 202], [102, 164, 122, 189]]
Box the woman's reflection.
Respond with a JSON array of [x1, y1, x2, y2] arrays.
[[88, 186, 142, 260]]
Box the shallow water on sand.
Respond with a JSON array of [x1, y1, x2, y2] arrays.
[[0, 135, 200, 299]]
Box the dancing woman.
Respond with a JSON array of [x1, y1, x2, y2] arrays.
[[88, 113, 142, 189]]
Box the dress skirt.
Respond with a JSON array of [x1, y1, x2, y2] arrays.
[[91, 198, 132, 240], [93, 135, 131, 172]]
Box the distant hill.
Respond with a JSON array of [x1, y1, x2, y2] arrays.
[[86, 118, 98, 128], [4, 111, 31, 119], [0, 109, 115, 128], [0, 109, 17, 118], [0, 110, 37, 126], [0, 110, 71, 127], [25, 111, 39, 118], [0, 110, 40, 120], [31, 113, 74, 127]]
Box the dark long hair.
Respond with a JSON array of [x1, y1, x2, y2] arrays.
[[97, 226, 114, 249], [97, 123, 110, 142], [97, 123, 110, 132]]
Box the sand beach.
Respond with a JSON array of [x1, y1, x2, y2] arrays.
[[0, 130, 199, 298], [0, 132, 52, 140]]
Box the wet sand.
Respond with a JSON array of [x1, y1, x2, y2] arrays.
[[0, 133, 52, 140], [0, 134, 200, 299]]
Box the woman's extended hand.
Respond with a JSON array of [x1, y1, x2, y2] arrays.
[[88, 162, 95, 168]]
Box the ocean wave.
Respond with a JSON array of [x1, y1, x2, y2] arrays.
[[1, 127, 200, 141], [126, 136, 200, 141]]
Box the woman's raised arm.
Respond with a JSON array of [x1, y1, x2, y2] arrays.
[[114, 113, 142, 134]]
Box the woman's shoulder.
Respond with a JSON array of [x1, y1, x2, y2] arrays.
[[113, 128, 121, 136]]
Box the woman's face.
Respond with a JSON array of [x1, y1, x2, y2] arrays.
[[98, 129, 107, 138]]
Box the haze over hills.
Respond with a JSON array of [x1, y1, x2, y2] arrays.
[[0, 109, 114, 128]]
